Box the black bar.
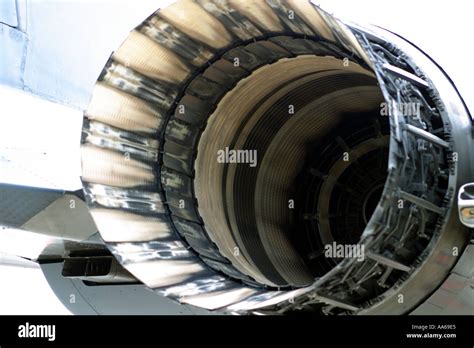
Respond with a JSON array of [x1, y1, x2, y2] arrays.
[[0, 315, 472, 346]]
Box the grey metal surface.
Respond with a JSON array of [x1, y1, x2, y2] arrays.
[[22, 194, 97, 242], [411, 245, 474, 315], [0, 184, 63, 227], [452, 244, 474, 278], [41, 262, 211, 315], [349, 23, 472, 315]]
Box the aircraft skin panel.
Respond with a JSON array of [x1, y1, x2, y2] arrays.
[[0, 0, 160, 110]]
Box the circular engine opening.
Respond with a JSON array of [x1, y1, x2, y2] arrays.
[[80, 0, 467, 313], [195, 49, 387, 288]]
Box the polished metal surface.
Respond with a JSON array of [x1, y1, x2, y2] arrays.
[[80, 0, 378, 312]]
